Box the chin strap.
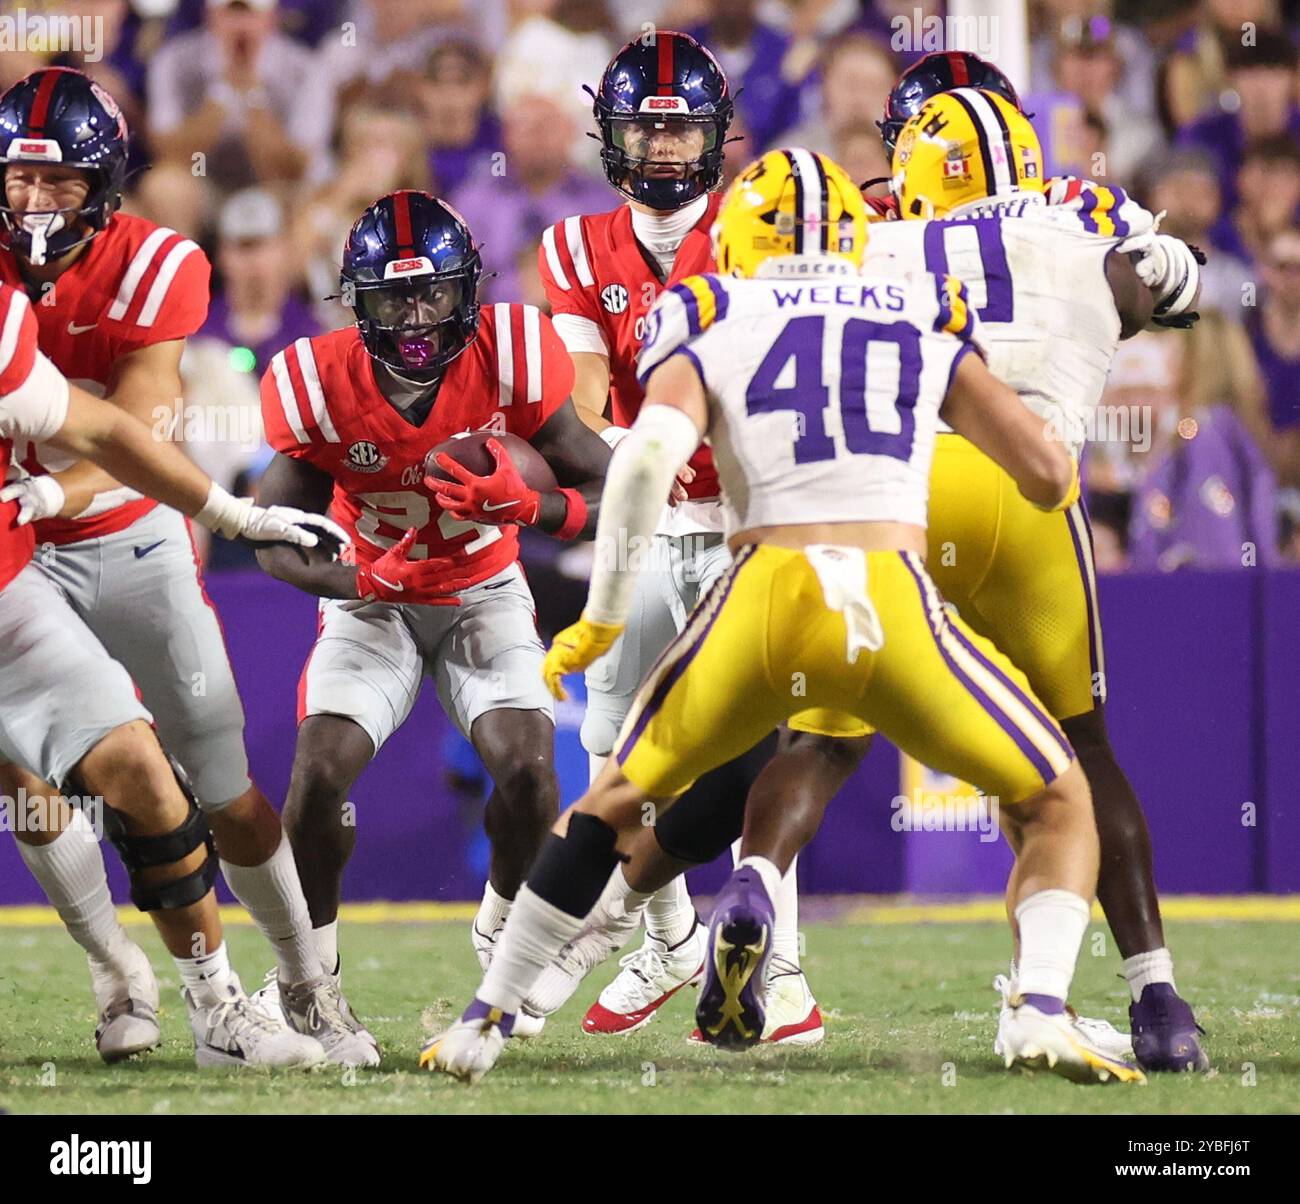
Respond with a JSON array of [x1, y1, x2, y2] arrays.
[[21, 212, 64, 267]]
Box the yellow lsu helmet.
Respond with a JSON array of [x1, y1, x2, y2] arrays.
[[891, 87, 1043, 220], [713, 148, 867, 277]]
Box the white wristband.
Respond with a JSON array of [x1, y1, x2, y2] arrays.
[[192, 481, 247, 539]]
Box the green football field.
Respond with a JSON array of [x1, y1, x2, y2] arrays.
[[2, 903, 1298, 1115]]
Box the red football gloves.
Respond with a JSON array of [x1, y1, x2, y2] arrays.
[[428, 438, 541, 527], [353, 528, 473, 606]]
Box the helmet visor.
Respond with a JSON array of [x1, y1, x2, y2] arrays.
[[607, 115, 718, 175], [356, 276, 464, 329]]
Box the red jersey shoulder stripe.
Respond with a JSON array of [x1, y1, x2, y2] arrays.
[[561, 215, 595, 287], [281, 339, 341, 444], [541, 215, 596, 292], [106, 226, 199, 326], [106, 227, 172, 320], [269, 345, 310, 444], [540, 223, 572, 291], [522, 304, 543, 404], [134, 236, 201, 328], [492, 302, 517, 407], [293, 337, 340, 442], [491, 303, 546, 407]]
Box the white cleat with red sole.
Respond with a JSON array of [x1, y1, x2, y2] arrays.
[[688, 954, 824, 1046], [582, 921, 707, 1035]]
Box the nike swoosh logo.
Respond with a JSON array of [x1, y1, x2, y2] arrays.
[[133, 540, 165, 559], [481, 499, 520, 512], [67, 321, 96, 335], [372, 572, 403, 592]]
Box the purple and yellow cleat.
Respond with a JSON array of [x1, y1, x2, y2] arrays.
[[695, 868, 775, 1051], [1130, 984, 1209, 1073]]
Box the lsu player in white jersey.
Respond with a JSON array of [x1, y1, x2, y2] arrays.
[[422, 150, 1144, 1087], [863, 89, 1207, 1072]]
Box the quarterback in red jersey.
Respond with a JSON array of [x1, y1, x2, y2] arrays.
[[0, 280, 351, 1070], [526, 31, 846, 1046], [0, 69, 377, 1068], [254, 192, 609, 1043]]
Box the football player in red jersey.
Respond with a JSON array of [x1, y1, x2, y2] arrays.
[[253, 191, 610, 1045], [0, 68, 377, 1067], [527, 31, 845, 1045], [0, 279, 346, 1068]]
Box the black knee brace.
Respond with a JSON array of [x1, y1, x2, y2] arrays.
[[102, 782, 218, 913], [527, 812, 627, 918]]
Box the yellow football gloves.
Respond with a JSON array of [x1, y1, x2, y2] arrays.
[[543, 614, 625, 700]]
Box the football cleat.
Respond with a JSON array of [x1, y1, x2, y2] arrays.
[[420, 999, 512, 1084], [992, 973, 1133, 1064], [1129, 983, 1210, 1073], [688, 953, 825, 1046], [999, 994, 1146, 1084], [89, 941, 161, 1064], [760, 955, 825, 1045], [184, 977, 326, 1069], [278, 976, 381, 1067], [582, 919, 706, 1035], [694, 868, 774, 1051], [524, 900, 643, 1019], [250, 964, 381, 1053]]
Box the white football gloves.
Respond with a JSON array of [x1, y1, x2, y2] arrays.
[[193, 482, 349, 549], [0, 473, 66, 525], [1118, 217, 1205, 329]]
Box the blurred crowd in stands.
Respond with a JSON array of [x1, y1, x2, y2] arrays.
[[5, 0, 1297, 571]]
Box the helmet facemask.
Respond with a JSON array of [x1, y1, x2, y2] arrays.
[[593, 99, 732, 210], [347, 262, 481, 384]]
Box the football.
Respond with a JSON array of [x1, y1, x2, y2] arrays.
[[422, 430, 557, 492]]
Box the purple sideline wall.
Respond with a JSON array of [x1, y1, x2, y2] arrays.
[[0, 568, 1295, 904]]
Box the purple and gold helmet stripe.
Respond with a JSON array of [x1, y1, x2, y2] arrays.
[[782, 148, 830, 255]]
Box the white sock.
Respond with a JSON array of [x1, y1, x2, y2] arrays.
[[312, 921, 339, 977], [479, 885, 587, 1013], [587, 751, 609, 784], [17, 808, 127, 964], [475, 881, 513, 940], [176, 941, 238, 1005], [220, 834, 321, 985], [1121, 947, 1176, 1002], [773, 856, 801, 965], [1013, 889, 1090, 1003], [600, 866, 651, 924], [736, 854, 781, 903], [644, 874, 696, 947], [736, 844, 801, 965]]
